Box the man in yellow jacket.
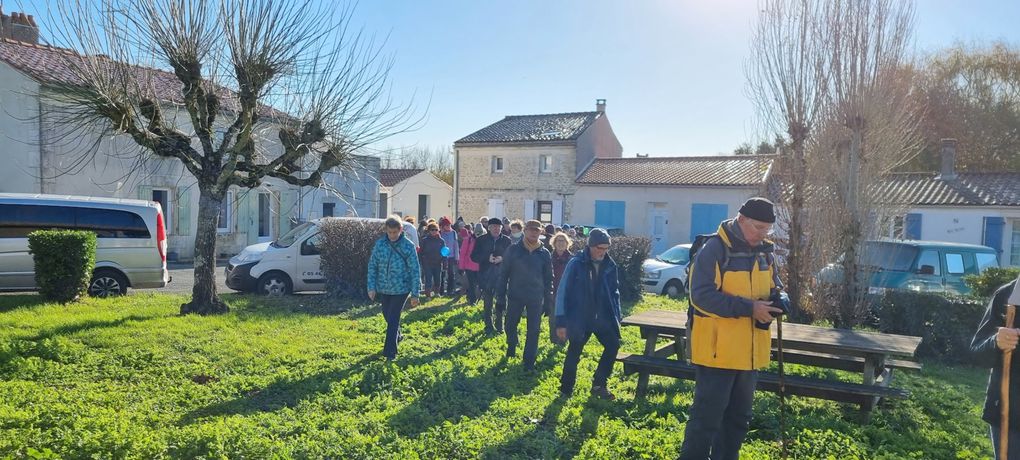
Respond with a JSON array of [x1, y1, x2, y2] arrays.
[[679, 197, 784, 460]]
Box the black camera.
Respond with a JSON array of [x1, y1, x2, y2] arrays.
[[768, 289, 790, 318]]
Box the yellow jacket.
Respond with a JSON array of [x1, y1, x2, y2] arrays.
[[688, 221, 779, 370]]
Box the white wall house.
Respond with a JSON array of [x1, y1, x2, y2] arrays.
[[0, 23, 378, 260], [379, 168, 453, 221], [869, 141, 1020, 267], [573, 155, 774, 255], [453, 99, 623, 223]]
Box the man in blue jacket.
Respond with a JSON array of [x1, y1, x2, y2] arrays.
[[555, 228, 621, 400]]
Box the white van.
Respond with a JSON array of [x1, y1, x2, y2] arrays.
[[225, 217, 418, 295], [0, 193, 170, 296]]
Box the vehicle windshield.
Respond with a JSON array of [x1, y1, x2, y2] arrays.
[[657, 245, 690, 265], [861, 242, 917, 272], [273, 222, 315, 248]]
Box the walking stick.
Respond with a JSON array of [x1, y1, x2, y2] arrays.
[[1004, 304, 1017, 459], [777, 313, 788, 460]]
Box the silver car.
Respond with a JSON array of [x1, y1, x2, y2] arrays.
[[0, 193, 170, 296]]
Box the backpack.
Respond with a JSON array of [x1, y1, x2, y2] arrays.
[[685, 233, 729, 298]]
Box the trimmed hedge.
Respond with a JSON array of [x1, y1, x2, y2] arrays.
[[876, 290, 985, 362], [27, 230, 97, 303], [571, 235, 651, 303], [964, 266, 1020, 299], [319, 219, 382, 299]]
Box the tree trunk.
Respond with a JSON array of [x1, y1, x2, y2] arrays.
[[786, 143, 807, 322], [180, 185, 229, 315]]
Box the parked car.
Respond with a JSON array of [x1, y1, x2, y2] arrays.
[[225, 217, 418, 295], [573, 225, 625, 238], [815, 239, 999, 297], [0, 193, 170, 296], [641, 243, 692, 299]]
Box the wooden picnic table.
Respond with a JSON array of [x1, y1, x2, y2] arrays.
[[619, 309, 923, 411]]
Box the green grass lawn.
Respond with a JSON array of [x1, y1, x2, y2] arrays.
[[0, 292, 994, 459]]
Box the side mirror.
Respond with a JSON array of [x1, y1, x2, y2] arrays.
[[917, 264, 935, 275]]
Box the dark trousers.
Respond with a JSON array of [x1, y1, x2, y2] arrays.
[[443, 260, 459, 295], [560, 319, 621, 392], [679, 366, 758, 460], [990, 425, 1020, 460], [505, 299, 543, 367], [379, 293, 409, 360], [481, 287, 505, 331], [423, 265, 442, 293], [463, 270, 479, 303]]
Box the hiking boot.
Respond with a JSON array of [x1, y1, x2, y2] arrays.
[[590, 385, 616, 400], [558, 386, 573, 398]]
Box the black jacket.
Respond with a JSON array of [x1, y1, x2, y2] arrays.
[[470, 232, 512, 273], [419, 234, 446, 267], [971, 281, 1020, 427], [494, 241, 553, 305]]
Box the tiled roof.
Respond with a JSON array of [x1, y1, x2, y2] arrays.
[[455, 111, 601, 144], [873, 172, 1020, 206], [577, 155, 775, 187], [379, 168, 424, 187], [0, 38, 286, 119]]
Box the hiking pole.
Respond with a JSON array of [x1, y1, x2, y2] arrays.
[[776, 312, 788, 460], [1003, 304, 1017, 460]]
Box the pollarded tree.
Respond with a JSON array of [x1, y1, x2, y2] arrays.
[[43, 0, 418, 314]]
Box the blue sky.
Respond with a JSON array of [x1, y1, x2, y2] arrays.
[[16, 0, 1020, 157]]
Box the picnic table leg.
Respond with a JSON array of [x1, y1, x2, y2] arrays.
[[635, 330, 658, 399], [861, 353, 887, 413]]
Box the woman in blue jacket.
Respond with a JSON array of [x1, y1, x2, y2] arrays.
[[367, 216, 421, 360]]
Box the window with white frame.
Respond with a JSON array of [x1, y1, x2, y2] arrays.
[[491, 156, 504, 173], [217, 191, 233, 232], [1011, 219, 1020, 266], [539, 155, 552, 173]]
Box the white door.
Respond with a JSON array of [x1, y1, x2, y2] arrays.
[[648, 208, 669, 255], [487, 198, 504, 219], [524, 199, 535, 221], [257, 192, 274, 243], [294, 231, 325, 292]]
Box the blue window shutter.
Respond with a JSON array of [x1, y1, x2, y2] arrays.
[[904, 213, 922, 240], [690, 203, 728, 241], [595, 200, 626, 229], [984, 216, 1006, 258]]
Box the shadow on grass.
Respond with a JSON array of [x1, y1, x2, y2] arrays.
[[388, 349, 560, 439], [0, 294, 53, 313], [29, 314, 156, 341], [479, 393, 614, 460], [177, 297, 482, 425], [178, 353, 382, 425]]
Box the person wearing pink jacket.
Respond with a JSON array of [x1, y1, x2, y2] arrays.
[[458, 223, 483, 304]]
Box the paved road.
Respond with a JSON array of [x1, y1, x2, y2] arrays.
[[135, 262, 232, 295]]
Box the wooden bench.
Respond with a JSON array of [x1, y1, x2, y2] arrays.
[[771, 349, 922, 373], [618, 353, 910, 406]]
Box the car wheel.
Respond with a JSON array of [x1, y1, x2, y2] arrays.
[[89, 270, 129, 297], [663, 279, 685, 299], [257, 272, 292, 296]]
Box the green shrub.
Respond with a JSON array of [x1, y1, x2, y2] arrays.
[[27, 230, 96, 303], [963, 266, 1020, 299], [876, 290, 985, 361], [567, 236, 650, 302], [610, 236, 651, 302], [319, 218, 382, 299]]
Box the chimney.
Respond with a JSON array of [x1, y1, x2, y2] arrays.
[[1, 9, 40, 44], [596, 99, 606, 113], [936, 138, 958, 181]]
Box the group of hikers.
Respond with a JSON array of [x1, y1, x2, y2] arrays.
[[363, 196, 1020, 460]]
